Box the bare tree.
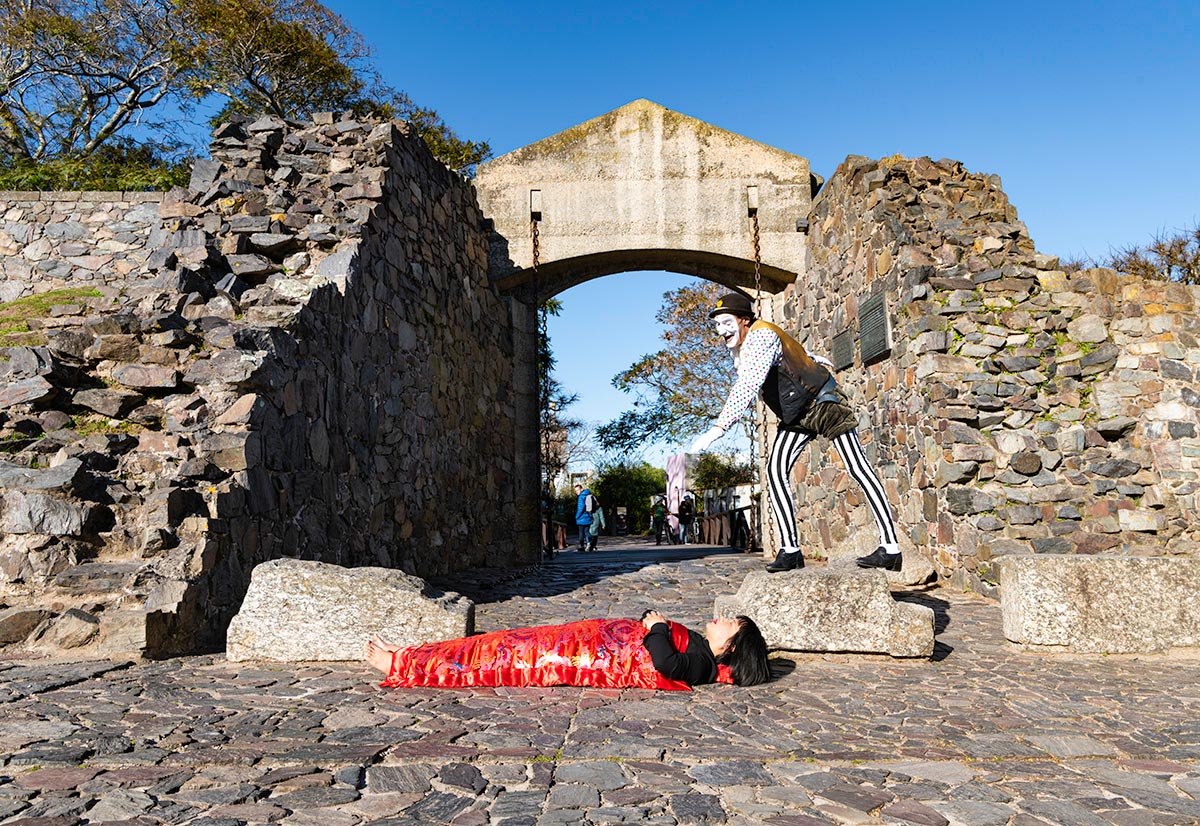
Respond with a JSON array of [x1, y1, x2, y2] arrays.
[[0, 0, 490, 172], [0, 0, 190, 161], [1109, 225, 1200, 285]]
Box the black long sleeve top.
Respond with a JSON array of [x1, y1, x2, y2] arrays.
[[642, 622, 718, 685]]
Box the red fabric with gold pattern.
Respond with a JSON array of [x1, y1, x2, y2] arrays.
[[380, 618, 693, 690]]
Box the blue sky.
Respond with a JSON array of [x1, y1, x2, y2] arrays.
[[328, 0, 1199, 470]]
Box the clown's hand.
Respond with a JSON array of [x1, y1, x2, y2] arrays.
[[689, 426, 725, 453], [811, 353, 834, 371]]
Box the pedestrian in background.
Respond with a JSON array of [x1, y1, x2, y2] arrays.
[[574, 483, 597, 552], [652, 496, 667, 545]]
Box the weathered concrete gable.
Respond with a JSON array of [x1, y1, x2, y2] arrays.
[[476, 99, 815, 295]]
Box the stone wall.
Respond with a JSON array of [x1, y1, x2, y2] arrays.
[[788, 155, 1200, 594], [0, 114, 525, 657], [0, 191, 165, 303], [6, 112, 1200, 655]]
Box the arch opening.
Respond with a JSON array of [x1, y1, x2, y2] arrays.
[[495, 249, 794, 303]]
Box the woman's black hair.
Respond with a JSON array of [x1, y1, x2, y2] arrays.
[[716, 615, 771, 686]]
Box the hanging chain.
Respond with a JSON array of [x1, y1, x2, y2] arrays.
[[532, 218, 550, 554], [749, 210, 775, 554], [531, 218, 541, 274], [531, 218, 546, 379], [751, 211, 763, 317]]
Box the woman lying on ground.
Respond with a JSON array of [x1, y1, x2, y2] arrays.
[[365, 610, 772, 690]]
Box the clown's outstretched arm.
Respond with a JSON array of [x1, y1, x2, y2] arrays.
[[689, 329, 779, 453]]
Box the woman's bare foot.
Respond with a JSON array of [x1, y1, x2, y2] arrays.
[[370, 635, 401, 653], [365, 640, 395, 675]]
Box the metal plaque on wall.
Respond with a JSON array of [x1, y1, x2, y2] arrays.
[[859, 292, 891, 364], [831, 330, 855, 371]]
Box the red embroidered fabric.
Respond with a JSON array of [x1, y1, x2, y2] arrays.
[[380, 618, 707, 690]]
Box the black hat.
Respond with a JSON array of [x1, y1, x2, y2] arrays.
[[708, 292, 755, 319]]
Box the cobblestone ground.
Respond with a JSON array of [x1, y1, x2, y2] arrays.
[[2, 539, 1199, 825]]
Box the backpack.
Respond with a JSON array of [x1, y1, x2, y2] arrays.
[[585, 493, 598, 514]]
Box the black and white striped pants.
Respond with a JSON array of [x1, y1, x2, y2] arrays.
[[766, 426, 898, 552]]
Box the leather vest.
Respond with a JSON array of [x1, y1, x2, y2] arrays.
[[751, 320, 832, 425]]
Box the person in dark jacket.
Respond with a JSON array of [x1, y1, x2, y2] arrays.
[[689, 292, 902, 574]]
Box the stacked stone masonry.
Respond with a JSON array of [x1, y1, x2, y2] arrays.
[[3, 114, 1199, 658], [0, 191, 166, 304], [789, 154, 1200, 595], [0, 114, 524, 657]]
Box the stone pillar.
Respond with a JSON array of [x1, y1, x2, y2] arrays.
[[509, 296, 541, 559]]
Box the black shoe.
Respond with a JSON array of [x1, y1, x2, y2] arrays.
[[856, 547, 902, 571], [766, 550, 804, 573]]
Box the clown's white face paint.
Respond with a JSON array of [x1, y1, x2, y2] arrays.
[[713, 314, 745, 350]]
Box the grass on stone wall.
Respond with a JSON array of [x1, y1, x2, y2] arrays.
[[0, 147, 191, 191], [71, 415, 141, 437], [0, 287, 104, 347]]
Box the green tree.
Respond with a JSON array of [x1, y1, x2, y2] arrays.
[[0, 0, 489, 178], [597, 280, 741, 453], [0, 136, 190, 189], [183, 0, 367, 123], [592, 460, 667, 537], [692, 451, 755, 491], [178, 0, 492, 172], [0, 0, 193, 162]]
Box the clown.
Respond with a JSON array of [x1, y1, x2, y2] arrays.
[[689, 291, 902, 573]]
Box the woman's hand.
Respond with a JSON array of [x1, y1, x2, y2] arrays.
[[641, 610, 667, 631]]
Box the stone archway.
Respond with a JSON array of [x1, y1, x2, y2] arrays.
[[475, 99, 819, 302], [474, 100, 818, 556]]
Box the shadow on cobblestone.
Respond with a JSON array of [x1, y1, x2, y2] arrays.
[[2, 544, 1199, 825], [894, 592, 954, 662]]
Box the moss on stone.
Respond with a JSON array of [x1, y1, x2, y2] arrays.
[[71, 415, 140, 437], [0, 287, 104, 346]]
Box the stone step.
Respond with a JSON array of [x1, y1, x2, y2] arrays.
[[715, 567, 935, 658], [50, 561, 143, 596], [999, 555, 1200, 653], [226, 558, 474, 662], [0, 601, 160, 656]]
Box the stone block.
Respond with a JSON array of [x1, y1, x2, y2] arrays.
[[1000, 555, 1200, 653], [1, 491, 85, 535], [0, 458, 82, 491], [72, 388, 144, 419], [714, 569, 934, 658], [226, 559, 474, 662], [0, 375, 54, 408], [0, 607, 52, 644], [111, 363, 179, 390], [93, 609, 157, 656], [37, 608, 100, 649]]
